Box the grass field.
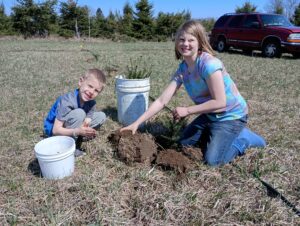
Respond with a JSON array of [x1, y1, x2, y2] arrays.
[[0, 39, 299, 225]]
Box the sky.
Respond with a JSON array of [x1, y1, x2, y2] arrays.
[[2, 0, 270, 19]]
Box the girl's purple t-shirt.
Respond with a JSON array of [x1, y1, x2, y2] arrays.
[[172, 52, 248, 121]]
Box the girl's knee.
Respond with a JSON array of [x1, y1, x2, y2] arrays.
[[204, 155, 221, 167]]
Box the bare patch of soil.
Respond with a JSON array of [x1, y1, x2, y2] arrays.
[[108, 130, 203, 174], [156, 149, 195, 173], [108, 130, 157, 165], [182, 146, 203, 161]]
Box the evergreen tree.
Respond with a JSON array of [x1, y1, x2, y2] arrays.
[[155, 11, 190, 40], [200, 18, 216, 32], [235, 1, 257, 13], [266, 0, 284, 14], [294, 3, 300, 25], [120, 2, 134, 36], [0, 2, 13, 35], [133, 0, 154, 40], [59, 0, 89, 38], [35, 0, 57, 36], [11, 0, 36, 37], [91, 8, 105, 37], [11, 0, 57, 38], [104, 10, 119, 38]]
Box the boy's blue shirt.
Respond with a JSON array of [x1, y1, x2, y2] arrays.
[[43, 89, 96, 136]]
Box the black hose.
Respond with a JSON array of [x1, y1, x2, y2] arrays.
[[253, 173, 300, 217]]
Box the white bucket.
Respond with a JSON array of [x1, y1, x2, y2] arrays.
[[116, 76, 150, 126], [34, 136, 75, 179]]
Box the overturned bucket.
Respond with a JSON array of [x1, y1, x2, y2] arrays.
[[116, 76, 150, 126], [34, 136, 75, 179]]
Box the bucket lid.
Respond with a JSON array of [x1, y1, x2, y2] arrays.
[[35, 136, 75, 157]]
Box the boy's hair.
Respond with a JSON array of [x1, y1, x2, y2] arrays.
[[83, 68, 106, 84], [175, 20, 215, 60]]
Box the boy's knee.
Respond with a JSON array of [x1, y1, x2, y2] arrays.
[[64, 109, 86, 129], [96, 111, 106, 123], [91, 111, 106, 128], [72, 109, 86, 121]]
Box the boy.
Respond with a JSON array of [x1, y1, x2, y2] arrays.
[[44, 68, 107, 156]]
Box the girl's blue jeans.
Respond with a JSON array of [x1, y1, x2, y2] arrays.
[[179, 114, 248, 166]]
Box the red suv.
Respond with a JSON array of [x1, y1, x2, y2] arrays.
[[210, 13, 300, 58]]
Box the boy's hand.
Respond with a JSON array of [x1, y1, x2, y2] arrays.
[[76, 126, 96, 138], [83, 118, 92, 127]]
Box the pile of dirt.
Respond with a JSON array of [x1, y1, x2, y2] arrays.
[[108, 130, 157, 165], [108, 130, 203, 173], [156, 149, 194, 173]]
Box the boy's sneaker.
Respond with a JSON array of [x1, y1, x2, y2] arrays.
[[74, 148, 86, 158]]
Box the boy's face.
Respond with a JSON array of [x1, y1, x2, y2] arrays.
[[78, 75, 104, 103]]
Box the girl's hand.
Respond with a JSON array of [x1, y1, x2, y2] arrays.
[[120, 122, 139, 135], [173, 107, 189, 120]]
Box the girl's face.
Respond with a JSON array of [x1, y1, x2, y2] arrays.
[[177, 32, 199, 61]]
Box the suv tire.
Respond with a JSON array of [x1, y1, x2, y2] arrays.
[[262, 41, 282, 58], [216, 37, 227, 52]]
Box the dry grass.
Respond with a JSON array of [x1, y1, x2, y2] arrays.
[[0, 39, 299, 225]]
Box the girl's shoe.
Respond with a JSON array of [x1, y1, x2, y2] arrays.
[[232, 127, 266, 155]]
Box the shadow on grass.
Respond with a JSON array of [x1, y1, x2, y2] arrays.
[[224, 48, 296, 59], [102, 106, 118, 122], [28, 158, 42, 177]]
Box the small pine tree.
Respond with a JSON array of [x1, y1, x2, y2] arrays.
[[59, 0, 89, 38], [11, 0, 57, 38], [266, 0, 284, 15], [133, 0, 154, 40], [235, 1, 257, 13], [0, 2, 13, 35], [155, 11, 190, 40], [120, 2, 134, 37]]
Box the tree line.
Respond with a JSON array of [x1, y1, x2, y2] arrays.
[[0, 0, 196, 41], [0, 0, 300, 40]]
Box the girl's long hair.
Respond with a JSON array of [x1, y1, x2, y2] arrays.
[[175, 20, 215, 60]]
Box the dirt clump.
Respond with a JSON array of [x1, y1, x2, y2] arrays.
[[108, 130, 203, 173], [108, 130, 157, 165], [156, 149, 195, 173], [182, 146, 203, 161]]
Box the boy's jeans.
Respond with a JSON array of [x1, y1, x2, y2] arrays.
[[179, 114, 247, 166]]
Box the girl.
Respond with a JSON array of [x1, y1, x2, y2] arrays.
[[121, 20, 266, 166]]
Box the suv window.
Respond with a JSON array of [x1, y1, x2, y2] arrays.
[[214, 15, 231, 28], [228, 15, 244, 28], [243, 15, 259, 28], [261, 14, 292, 27]]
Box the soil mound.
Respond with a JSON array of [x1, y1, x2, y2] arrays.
[[182, 146, 203, 161], [108, 130, 157, 165], [108, 130, 204, 173], [156, 149, 195, 173]]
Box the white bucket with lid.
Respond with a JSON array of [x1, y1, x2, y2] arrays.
[[34, 136, 75, 179]]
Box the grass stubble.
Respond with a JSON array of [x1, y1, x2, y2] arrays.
[[0, 39, 299, 225]]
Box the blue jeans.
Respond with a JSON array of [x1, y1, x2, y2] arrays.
[[179, 114, 247, 166]]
